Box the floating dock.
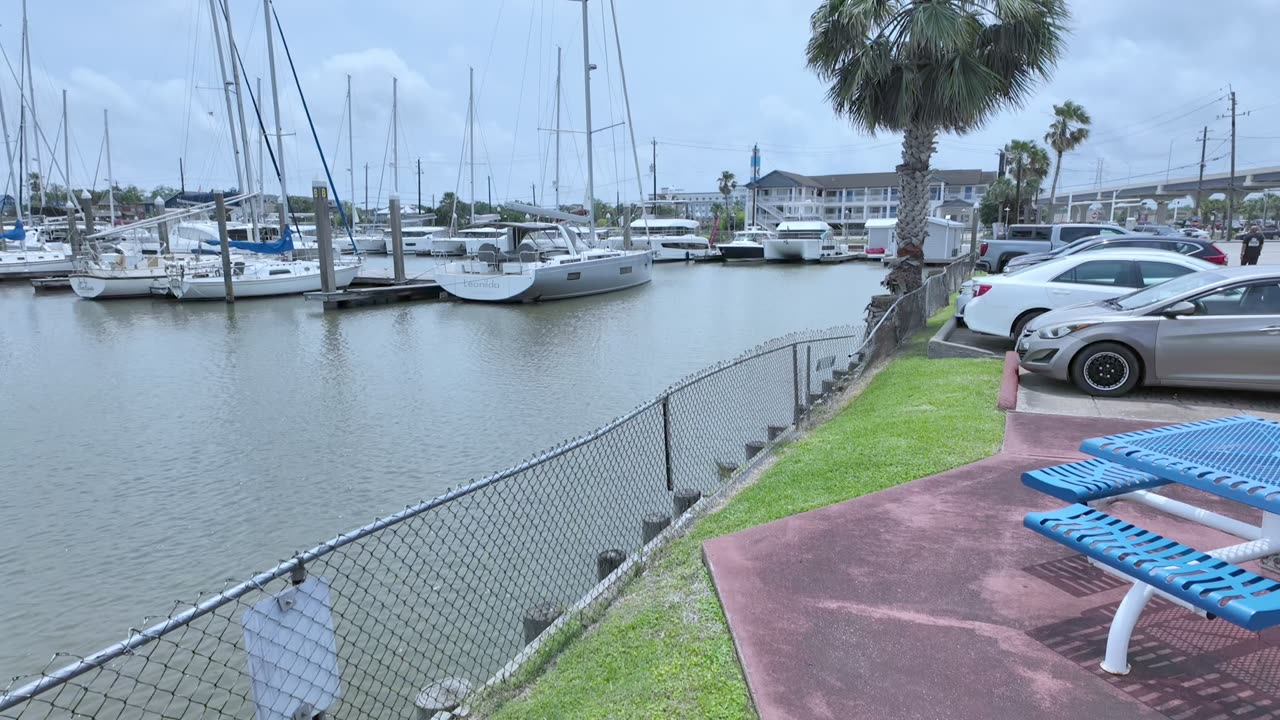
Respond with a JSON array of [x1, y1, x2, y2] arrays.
[[30, 276, 72, 291], [304, 281, 445, 310]]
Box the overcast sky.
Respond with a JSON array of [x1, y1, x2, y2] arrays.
[[8, 0, 1278, 209]]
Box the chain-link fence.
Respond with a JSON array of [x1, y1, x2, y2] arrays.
[[1, 258, 973, 720]]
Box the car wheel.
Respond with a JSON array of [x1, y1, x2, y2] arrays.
[[1010, 310, 1045, 341], [1070, 342, 1141, 397]]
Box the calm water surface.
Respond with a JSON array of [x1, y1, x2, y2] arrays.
[[0, 257, 885, 677]]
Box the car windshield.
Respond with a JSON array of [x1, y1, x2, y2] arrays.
[[1111, 270, 1226, 310], [1058, 237, 1108, 255]]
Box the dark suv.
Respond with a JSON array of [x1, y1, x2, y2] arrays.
[[1002, 235, 1228, 272]]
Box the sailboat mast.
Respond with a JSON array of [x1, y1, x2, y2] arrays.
[[61, 90, 70, 205], [104, 109, 115, 224], [392, 76, 399, 195], [22, 0, 44, 212], [263, 0, 289, 223], [554, 47, 561, 209], [219, 0, 261, 241], [0, 76, 16, 221], [256, 77, 264, 199], [579, 0, 596, 243], [468, 67, 475, 225], [207, 0, 245, 194], [607, 0, 647, 210], [347, 74, 355, 223]]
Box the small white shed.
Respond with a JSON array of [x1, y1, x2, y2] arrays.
[[866, 217, 966, 264], [865, 219, 898, 258], [924, 217, 966, 264]]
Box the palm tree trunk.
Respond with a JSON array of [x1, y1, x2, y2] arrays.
[[1049, 151, 1063, 221], [1014, 163, 1024, 224], [886, 124, 935, 294]]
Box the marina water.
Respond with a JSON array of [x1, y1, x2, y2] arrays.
[[0, 257, 886, 678]]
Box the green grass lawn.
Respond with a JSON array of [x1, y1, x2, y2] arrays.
[[484, 308, 1006, 719]]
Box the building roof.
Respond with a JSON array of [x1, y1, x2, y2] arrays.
[[749, 168, 997, 190]]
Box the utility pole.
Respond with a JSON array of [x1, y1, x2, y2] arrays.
[[179, 158, 185, 194], [487, 175, 492, 210], [532, 182, 536, 206], [1222, 89, 1238, 241], [1195, 126, 1208, 213], [416, 157, 422, 212], [363, 162, 369, 217], [651, 137, 657, 202]]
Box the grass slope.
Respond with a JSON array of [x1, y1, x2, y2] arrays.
[[488, 309, 1005, 719]]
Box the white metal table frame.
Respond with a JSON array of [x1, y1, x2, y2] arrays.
[[1090, 488, 1277, 675]]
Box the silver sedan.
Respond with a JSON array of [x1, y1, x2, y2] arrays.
[[1018, 266, 1280, 397]]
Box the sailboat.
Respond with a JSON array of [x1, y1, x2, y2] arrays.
[[0, 221, 72, 278], [436, 1, 651, 302]]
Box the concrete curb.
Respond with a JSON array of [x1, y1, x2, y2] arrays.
[[997, 351, 1020, 411], [927, 317, 1001, 360]]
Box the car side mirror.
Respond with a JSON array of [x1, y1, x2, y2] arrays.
[[1162, 300, 1196, 318]]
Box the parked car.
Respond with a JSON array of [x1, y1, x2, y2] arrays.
[[1002, 235, 1228, 272], [963, 250, 1217, 339], [978, 223, 1128, 273], [1132, 224, 1179, 236], [1182, 227, 1211, 239], [1019, 266, 1280, 397]]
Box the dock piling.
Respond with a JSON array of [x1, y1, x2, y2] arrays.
[[313, 181, 336, 293], [522, 602, 563, 644], [595, 549, 626, 581], [642, 513, 671, 544], [673, 489, 702, 518], [213, 191, 234, 303], [390, 194, 406, 283], [745, 440, 766, 460]]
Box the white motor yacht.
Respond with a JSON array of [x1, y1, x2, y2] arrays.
[[459, 227, 510, 255], [628, 218, 714, 262], [718, 226, 773, 262], [379, 226, 450, 255], [436, 221, 650, 302], [764, 220, 834, 262]]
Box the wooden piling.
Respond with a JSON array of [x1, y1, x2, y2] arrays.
[[642, 513, 671, 544], [715, 460, 738, 481], [596, 549, 626, 581], [673, 489, 702, 518], [390, 194, 406, 282], [522, 602, 563, 644], [313, 181, 337, 293], [767, 425, 787, 442], [745, 440, 766, 460], [213, 191, 234, 303]]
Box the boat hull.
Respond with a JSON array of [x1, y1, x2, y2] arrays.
[[764, 238, 821, 262], [71, 270, 166, 299], [439, 252, 651, 302], [173, 264, 360, 299], [429, 238, 466, 256], [0, 255, 74, 279], [719, 244, 764, 262]]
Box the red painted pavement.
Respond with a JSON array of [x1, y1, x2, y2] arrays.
[[704, 412, 1280, 720]]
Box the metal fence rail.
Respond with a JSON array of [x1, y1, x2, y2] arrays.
[[1, 258, 973, 720]]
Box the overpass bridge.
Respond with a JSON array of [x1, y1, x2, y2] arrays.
[[1042, 165, 1280, 223]]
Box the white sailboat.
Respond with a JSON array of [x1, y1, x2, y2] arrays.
[[436, 1, 651, 302], [168, 256, 360, 299], [0, 222, 73, 278]]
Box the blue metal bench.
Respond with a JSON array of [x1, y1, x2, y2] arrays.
[[1025, 503, 1280, 632], [1022, 459, 1169, 503]]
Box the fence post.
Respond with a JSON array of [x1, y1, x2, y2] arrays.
[[791, 344, 801, 426], [674, 488, 702, 517], [661, 394, 674, 492], [642, 513, 671, 544], [596, 549, 626, 581]]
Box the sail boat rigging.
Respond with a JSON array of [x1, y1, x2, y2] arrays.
[[434, 0, 651, 303]]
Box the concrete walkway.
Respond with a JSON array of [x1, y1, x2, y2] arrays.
[[704, 412, 1280, 720]]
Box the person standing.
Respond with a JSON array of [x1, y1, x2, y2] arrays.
[[1240, 224, 1265, 266]]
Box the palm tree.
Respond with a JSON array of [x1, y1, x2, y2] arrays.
[[1004, 140, 1050, 223], [1044, 100, 1091, 221], [717, 171, 737, 232], [806, 0, 1067, 292]]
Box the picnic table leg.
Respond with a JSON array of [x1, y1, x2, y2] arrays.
[[1101, 583, 1155, 675]]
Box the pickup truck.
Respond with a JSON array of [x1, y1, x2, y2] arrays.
[[977, 223, 1128, 273]]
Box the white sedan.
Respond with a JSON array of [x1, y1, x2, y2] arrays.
[[963, 249, 1217, 339]]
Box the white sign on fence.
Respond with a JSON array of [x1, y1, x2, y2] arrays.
[[242, 577, 342, 720]]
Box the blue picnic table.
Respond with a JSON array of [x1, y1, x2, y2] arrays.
[[1022, 415, 1280, 675]]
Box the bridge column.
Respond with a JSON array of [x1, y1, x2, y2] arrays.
[[1155, 200, 1170, 224]]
